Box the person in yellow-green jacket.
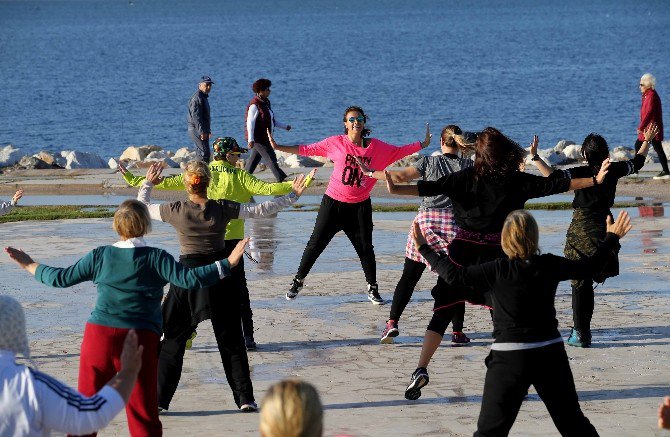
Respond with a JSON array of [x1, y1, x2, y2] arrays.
[[119, 137, 316, 350]]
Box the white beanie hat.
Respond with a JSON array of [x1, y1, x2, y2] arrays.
[[0, 295, 30, 358]]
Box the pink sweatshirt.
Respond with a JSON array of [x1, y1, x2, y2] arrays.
[[299, 135, 422, 203]]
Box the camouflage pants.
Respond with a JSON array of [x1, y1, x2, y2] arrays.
[[564, 209, 619, 331]]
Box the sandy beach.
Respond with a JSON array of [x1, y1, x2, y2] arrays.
[[0, 168, 669, 436]]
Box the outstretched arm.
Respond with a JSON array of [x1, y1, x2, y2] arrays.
[[384, 171, 420, 196], [6, 247, 95, 287], [355, 156, 420, 182], [267, 128, 301, 155], [0, 189, 24, 217], [136, 163, 166, 221], [119, 162, 185, 190], [238, 173, 312, 219], [527, 135, 555, 176]]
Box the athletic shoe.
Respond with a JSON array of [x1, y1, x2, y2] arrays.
[[653, 171, 670, 180], [567, 327, 591, 348], [451, 331, 471, 346], [158, 406, 167, 414], [405, 367, 429, 400], [245, 336, 257, 351], [286, 278, 303, 300], [240, 402, 258, 412], [185, 331, 197, 350], [367, 283, 385, 305], [380, 320, 399, 344]]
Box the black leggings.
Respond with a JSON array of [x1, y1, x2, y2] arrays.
[[224, 239, 254, 337], [475, 342, 598, 437], [296, 194, 376, 284], [244, 141, 287, 182], [635, 139, 669, 173], [390, 258, 464, 332]]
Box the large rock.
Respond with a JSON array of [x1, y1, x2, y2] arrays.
[[553, 140, 575, 154], [16, 156, 52, 169], [144, 150, 178, 168], [172, 147, 197, 166], [108, 157, 119, 169], [0, 145, 22, 168], [119, 145, 163, 162], [61, 150, 107, 169], [611, 146, 635, 161], [562, 144, 582, 161], [393, 153, 421, 167], [538, 149, 569, 166], [33, 151, 62, 167], [283, 154, 324, 168]]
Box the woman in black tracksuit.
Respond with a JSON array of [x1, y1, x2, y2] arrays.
[[415, 209, 632, 437]]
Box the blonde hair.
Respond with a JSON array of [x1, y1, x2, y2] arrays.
[[441, 125, 475, 154], [640, 73, 656, 89], [183, 160, 211, 195], [113, 200, 151, 239], [260, 379, 323, 437], [501, 210, 539, 261]]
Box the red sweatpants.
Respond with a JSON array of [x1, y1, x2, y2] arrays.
[[71, 323, 162, 437]]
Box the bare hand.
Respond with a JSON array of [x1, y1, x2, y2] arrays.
[[643, 122, 659, 142], [354, 156, 373, 174], [145, 162, 164, 185], [117, 161, 128, 175], [291, 173, 308, 197], [248, 141, 254, 149], [5, 247, 35, 270], [11, 189, 23, 204], [530, 135, 539, 156], [227, 238, 249, 268], [412, 221, 428, 249], [420, 123, 432, 148], [596, 158, 610, 184], [605, 211, 632, 239], [659, 396, 670, 429], [384, 171, 398, 194], [266, 129, 278, 150], [119, 330, 143, 376]]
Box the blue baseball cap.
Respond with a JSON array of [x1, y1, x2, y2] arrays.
[[200, 76, 215, 84]]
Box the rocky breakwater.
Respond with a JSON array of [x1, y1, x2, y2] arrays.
[[524, 139, 670, 167]]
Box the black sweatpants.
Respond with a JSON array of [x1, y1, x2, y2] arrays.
[[157, 253, 254, 410], [635, 139, 669, 173], [224, 239, 254, 337], [244, 141, 287, 182], [475, 342, 598, 437], [390, 257, 464, 332], [296, 194, 376, 284]]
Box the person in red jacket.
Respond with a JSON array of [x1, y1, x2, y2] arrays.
[[636, 73, 668, 179]]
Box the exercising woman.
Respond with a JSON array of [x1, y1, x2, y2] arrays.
[[268, 105, 431, 304], [414, 209, 632, 436]]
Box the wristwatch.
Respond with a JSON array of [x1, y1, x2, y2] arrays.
[[366, 171, 375, 177], [531, 154, 540, 161]]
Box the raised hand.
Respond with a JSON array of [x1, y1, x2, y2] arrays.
[[412, 221, 428, 249], [119, 330, 144, 376], [227, 238, 250, 268], [384, 171, 398, 194], [11, 189, 23, 204], [596, 158, 610, 184], [644, 122, 659, 142], [5, 246, 37, 273], [117, 161, 128, 175], [605, 210, 632, 239], [420, 123, 432, 148], [145, 162, 164, 185], [530, 135, 539, 156], [291, 173, 308, 197]]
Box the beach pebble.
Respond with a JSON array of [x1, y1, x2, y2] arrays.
[[119, 145, 163, 162], [61, 150, 108, 169], [0, 145, 23, 168]]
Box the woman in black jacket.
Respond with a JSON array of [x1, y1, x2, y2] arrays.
[[414, 209, 632, 437]]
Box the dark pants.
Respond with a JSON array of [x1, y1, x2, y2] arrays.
[[225, 239, 254, 337], [244, 141, 287, 182], [296, 194, 376, 284], [157, 255, 254, 410], [475, 342, 598, 437], [390, 257, 464, 332], [635, 139, 669, 173], [188, 128, 211, 162]]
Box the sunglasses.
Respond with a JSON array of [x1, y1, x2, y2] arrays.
[[639, 84, 645, 87], [348, 116, 365, 123]]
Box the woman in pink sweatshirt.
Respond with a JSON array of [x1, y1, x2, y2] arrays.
[[268, 105, 431, 304]]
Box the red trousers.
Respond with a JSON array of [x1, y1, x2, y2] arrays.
[[71, 323, 162, 437]]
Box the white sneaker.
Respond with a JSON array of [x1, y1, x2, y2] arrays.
[[653, 171, 670, 180]]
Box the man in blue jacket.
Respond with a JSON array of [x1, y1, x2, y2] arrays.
[[188, 76, 214, 162]]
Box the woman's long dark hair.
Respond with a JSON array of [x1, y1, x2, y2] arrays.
[[581, 133, 609, 172], [343, 106, 371, 137], [474, 127, 526, 180]]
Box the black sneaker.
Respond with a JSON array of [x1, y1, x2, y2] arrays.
[[367, 283, 384, 305], [653, 171, 670, 180], [286, 278, 303, 300], [380, 320, 399, 344], [405, 367, 429, 400], [245, 336, 257, 351]]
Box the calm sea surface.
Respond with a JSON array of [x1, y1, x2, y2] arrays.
[[1, 0, 669, 160]]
